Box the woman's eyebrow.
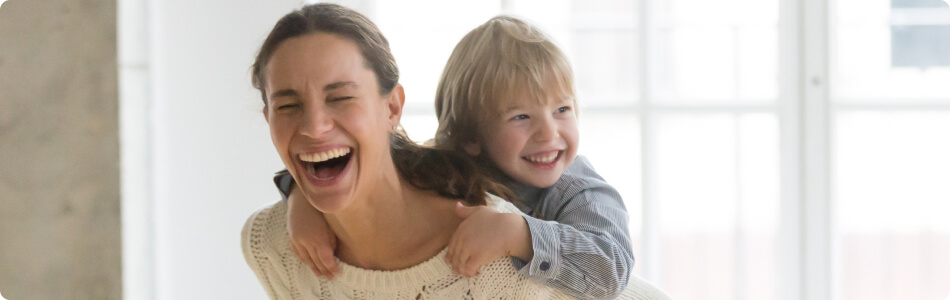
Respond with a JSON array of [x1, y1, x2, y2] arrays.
[[269, 81, 356, 100], [270, 89, 298, 99], [324, 81, 357, 91]]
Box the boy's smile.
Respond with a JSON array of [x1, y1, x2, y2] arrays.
[[468, 90, 578, 188]]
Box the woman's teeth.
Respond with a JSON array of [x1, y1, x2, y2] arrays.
[[299, 147, 350, 163], [525, 152, 558, 163]]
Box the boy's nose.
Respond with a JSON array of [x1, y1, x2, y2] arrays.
[[533, 117, 559, 142]]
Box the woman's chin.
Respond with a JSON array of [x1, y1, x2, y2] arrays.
[[302, 188, 351, 214]]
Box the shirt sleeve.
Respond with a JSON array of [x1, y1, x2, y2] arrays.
[[273, 169, 295, 203], [515, 182, 635, 300]]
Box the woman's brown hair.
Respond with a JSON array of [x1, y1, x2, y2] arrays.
[[251, 3, 512, 205]]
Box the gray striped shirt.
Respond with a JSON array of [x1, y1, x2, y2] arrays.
[[505, 155, 634, 299], [272, 155, 633, 299]]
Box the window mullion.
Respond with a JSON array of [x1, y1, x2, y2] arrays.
[[638, 0, 662, 285], [801, 0, 834, 298]]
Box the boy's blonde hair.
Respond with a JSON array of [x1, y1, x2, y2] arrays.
[[433, 16, 577, 152]]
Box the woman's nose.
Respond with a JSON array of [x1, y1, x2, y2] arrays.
[[299, 107, 333, 138]]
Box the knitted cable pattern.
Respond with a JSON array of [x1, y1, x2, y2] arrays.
[[241, 195, 671, 300]]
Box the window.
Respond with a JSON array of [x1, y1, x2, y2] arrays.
[[890, 0, 950, 68], [835, 0, 950, 299], [299, 1, 950, 299]]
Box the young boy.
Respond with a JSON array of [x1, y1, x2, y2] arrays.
[[277, 16, 634, 299]]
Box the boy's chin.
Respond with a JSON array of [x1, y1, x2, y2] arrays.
[[521, 175, 560, 188]]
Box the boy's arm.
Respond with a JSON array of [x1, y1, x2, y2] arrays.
[[514, 182, 634, 300], [273, 169, 339, 278]]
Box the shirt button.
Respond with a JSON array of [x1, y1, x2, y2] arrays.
[[539, 261, 550, 271]]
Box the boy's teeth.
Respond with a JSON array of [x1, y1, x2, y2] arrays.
[[525, 152, 558, 163], [299, 147, 351, 163]]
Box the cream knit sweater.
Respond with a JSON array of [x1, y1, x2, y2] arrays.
[[241, 195, 671, 300]]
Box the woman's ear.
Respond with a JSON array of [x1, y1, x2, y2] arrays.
[[387, 84, 406, 128], [463, 142, 481, 156]]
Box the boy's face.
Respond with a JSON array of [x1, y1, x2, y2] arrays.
[[468, 90, 578, 188]]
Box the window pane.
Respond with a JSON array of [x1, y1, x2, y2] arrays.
[[834, 111, 950, 300], [400, 113, 438, 143], [834, 0, 950, 100], [654, 113, 780, 300], [510, 0, 640, 105], [374, 0, 500, 106], [652, 0, 778, 103], [573, 31, 639, 105], [578, 112, 642, 271]]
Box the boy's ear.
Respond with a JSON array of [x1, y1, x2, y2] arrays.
[[387, 84, 406, 127], [262, 106, 269, 122], [462, 142, 481, 156]]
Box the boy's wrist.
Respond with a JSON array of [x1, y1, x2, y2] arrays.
[[506, 214, 534, 261]]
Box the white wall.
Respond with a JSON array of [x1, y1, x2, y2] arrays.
[[129, 2, 489, 298], [147, 1, 301, 299]]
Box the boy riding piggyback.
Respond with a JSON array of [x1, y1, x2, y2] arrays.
[[281, 15, 637, 299]]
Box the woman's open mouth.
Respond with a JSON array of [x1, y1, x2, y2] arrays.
[[299, 147, 353, 184]]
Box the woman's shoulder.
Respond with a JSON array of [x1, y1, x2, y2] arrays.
[[485, 193, 523, 214], [241, 201, 322, 298], [241, 201, 290, 248], [240, 201, 293, 271]]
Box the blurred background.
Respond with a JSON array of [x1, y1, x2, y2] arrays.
[[1, 0, 948, 299]]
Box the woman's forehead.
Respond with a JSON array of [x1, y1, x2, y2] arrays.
[[265, 33, 373, 90], [270, 34, 360, 69]]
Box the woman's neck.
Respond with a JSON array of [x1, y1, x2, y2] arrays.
[[324, 171, 461, 271]]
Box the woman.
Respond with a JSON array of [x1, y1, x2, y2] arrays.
[[241, 3, 668, 299]]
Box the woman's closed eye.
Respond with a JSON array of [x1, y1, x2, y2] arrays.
[[276, 103, 300, 111], [329, 96, 354, 102]]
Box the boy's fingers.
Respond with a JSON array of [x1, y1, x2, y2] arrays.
[[305, 246, 330, 277], [290, 243, 304, 262], [305, 256, 323, 277], [467, 256, 485, 277], [317, 249, 338, 275], [452, 249, 463, 274], [461, 254, 474, 277], [459, 254, 476, 277], [456, 249, 473, 276], [293, 244, 321, 276], [445, 231, 460, 264]]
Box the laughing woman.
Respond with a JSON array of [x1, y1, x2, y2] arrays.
[[241, 3, 667, 299]]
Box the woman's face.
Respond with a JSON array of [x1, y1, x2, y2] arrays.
[[263, 32, 402, 213]]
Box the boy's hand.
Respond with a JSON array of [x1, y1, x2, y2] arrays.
[[286, 187, 339, 279], [445, 202, 533, 277]]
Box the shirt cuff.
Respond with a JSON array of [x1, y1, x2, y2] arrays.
[[520, 215, 561, 280]]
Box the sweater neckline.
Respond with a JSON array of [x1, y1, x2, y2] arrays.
[[329, 248, 458, 292]]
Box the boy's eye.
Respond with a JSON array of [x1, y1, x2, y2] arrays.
[[510, 114, 529, 121], [555, 106, 571, 114]]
